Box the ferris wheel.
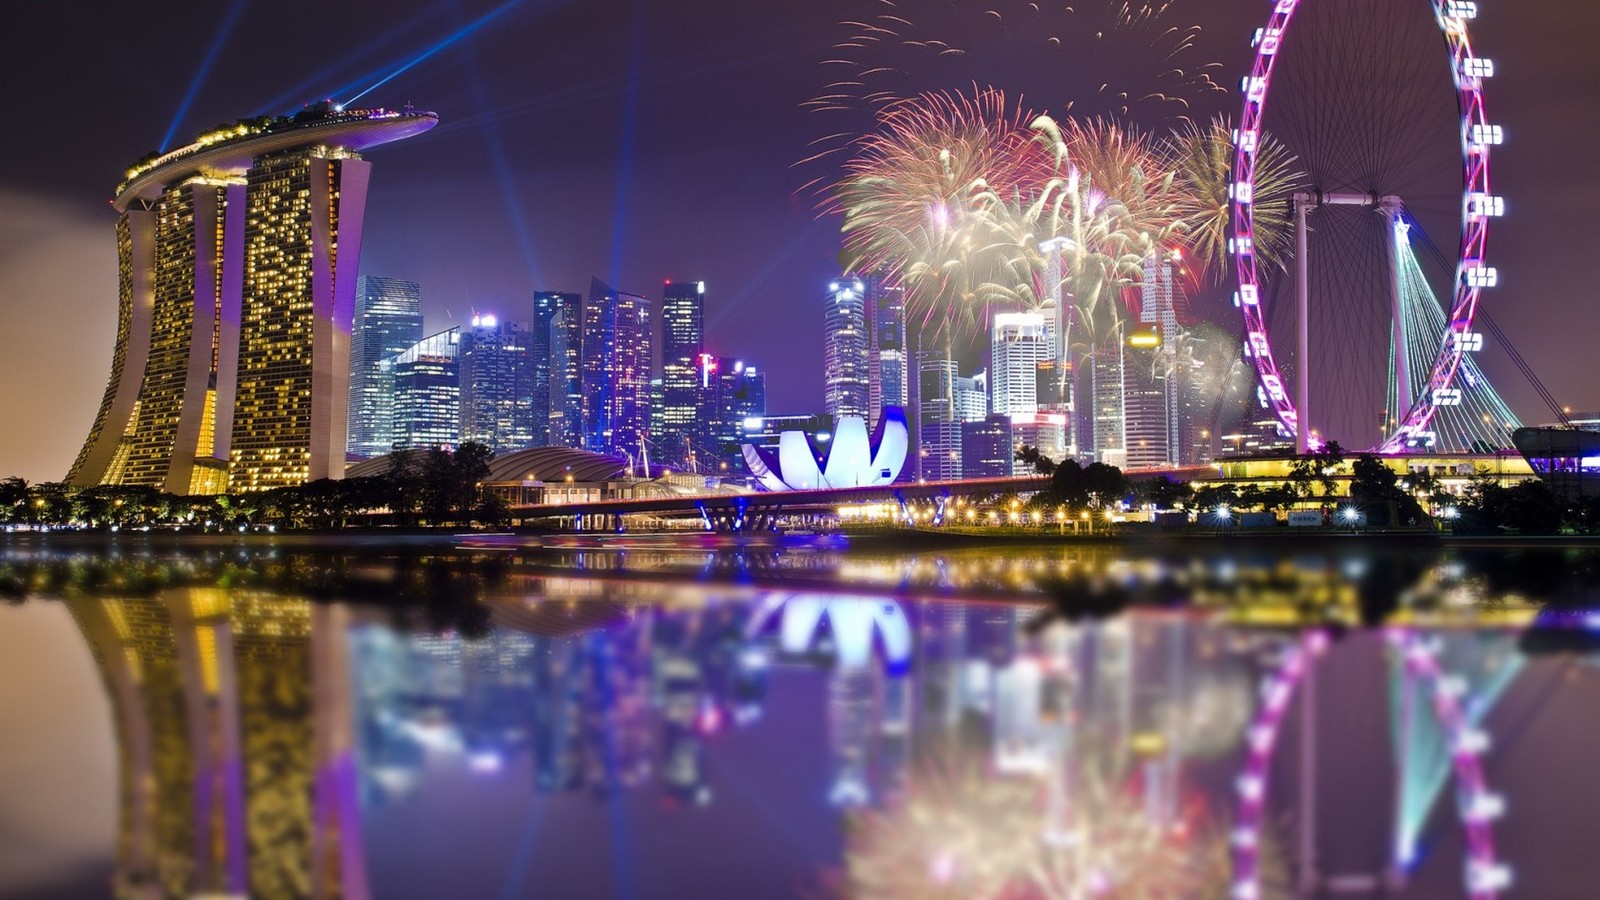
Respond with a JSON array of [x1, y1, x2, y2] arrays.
[[1229, 0, 1502, 454]]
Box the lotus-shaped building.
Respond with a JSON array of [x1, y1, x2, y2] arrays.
[[741, 408, 908, 491]]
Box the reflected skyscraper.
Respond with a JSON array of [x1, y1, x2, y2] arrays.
[[65, 592, 365, 899], [347, 276, 422, 459], [69, 105, 436, 493]]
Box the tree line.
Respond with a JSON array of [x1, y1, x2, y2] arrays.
[[0, 444, 504, 531], [1013, 442, 1600, 535]]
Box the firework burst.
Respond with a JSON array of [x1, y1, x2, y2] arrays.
[[804, 0, 1226, 172], [1167, 116, 1304, 278], [833, 90, 1193, 348], [831, 89, 1053, 335], [841, 751, 1231, 899]]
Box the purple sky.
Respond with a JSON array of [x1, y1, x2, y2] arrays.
[[2, 1, 1598, 479]]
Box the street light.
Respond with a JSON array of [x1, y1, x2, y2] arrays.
[[1340, 505, 1361, 531], [1213, 504, 1232, 527]]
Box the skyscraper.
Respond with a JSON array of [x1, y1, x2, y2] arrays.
[[709, 357, 766, 473], [990, 312, 1050, 417], [547, 300, 584, 448], [68, 104, 436, 492], [1088, 334, 1127, 468], [348, 276, 422, 459], [660, 280, 706, 465], [917, 348, 962, 481], [956, 371, 988, 423], [1123, 249, 1184, 469], [1123, 326, 1172, 469], [531, 291, 580, 446], [581, 277, 653, 456], [459, 313, 535, 453], [390, 328, 461, 451], [866, 273, 907, 426], [961, 415, 1013, 479], [824, 278, 870, 420]]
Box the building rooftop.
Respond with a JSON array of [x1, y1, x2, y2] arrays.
[[114, 103, 437, 211]]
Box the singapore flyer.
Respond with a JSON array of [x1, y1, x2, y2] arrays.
[[1230, 0, 1510, 454]]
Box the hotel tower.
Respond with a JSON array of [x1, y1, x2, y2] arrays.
[[67, 103, 436, 493]]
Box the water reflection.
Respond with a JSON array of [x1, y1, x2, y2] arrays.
[[6, 539, 1600, 897]]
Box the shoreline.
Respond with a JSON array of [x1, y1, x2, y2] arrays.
[[6, 526, 1600, 553]]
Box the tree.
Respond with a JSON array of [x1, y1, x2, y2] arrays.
[[1400, 468, 1442, 512], [1193, 483, 1240, 514], [1349, 454, 1426, 526], [1046, 459, 1091, 510], [1315, 441, 1346, 499], [1349, 454, 1398, 504], [1013, 444, 1058, 477], [1457, 474, 1565, 535], [420, 442, 495, 525], [0, 477, 28, 524], [1139, 476, 1193, 510], [1045, 460, 1129, 512], [1082, 462, 1128, 509]]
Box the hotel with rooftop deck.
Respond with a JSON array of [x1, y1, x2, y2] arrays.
[[67, 103, 436, 493]]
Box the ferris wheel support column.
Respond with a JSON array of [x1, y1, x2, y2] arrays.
[[1380, 195, 1411, 422], [1298, 643, 1320, 893], [1294, 192, 1313, 454]]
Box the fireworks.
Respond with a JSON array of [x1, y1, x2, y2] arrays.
[[831, 89, 1052, 335], [807, 0, 1224, 136], [832, 90, 1196, 348], [841, 751, 1231, 899], [830, 83, 1311, 355], [1168, 116, 1304, 278]]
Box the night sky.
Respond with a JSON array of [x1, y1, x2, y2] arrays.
[[2, 0, 1598, 480]]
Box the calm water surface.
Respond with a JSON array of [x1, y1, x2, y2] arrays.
[[1, 533, 1598, 899]]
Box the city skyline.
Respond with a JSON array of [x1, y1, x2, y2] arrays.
[[3, 1, 1600, 481]]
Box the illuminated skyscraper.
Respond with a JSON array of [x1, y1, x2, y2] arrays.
[[961, 415, 1013, 478], [709, 357, 766, 472], [990, 312, 1049, 417], [547, 300, 584, 448], [917, 349, 962, 481], [459, 313, 535, 452], [68, 104, 436, 492], [956, 371, 988, 423], [824, 277, 870, 420], [581, 277, 653, 455], [865, 273, 907, 428], [347, 275, 422, 459], [1124, 250, 1184, 469], [660, 280, 706, 465], [390, 328, 461, 451], [1123, 325, 1172, 469], [531, 290, 580, 446], [1088, 337, 1127, 468]]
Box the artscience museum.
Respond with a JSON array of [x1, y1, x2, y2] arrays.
[[741, 408, 909, 491]]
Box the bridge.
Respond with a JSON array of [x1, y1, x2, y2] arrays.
[[508, 474, 1054, 531]]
